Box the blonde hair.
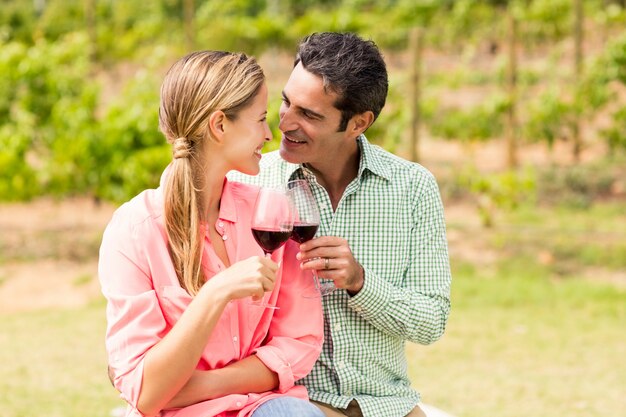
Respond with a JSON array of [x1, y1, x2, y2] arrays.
[[158, 51, 265, 295]]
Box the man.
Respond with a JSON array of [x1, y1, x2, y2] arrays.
[[231, 32, 452, 417]]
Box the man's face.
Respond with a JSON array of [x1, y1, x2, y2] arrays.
[[278, 62, 350, 166]]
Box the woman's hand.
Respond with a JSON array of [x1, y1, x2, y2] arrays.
[[205, 256, 278, 302]]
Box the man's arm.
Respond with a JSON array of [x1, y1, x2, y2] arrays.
[[299, 174, 451, 345]]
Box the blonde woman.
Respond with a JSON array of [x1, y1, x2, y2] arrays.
[[99, 51, 324, 417]]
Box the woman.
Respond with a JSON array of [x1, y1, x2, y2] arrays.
[[99, 51, 324, 417]]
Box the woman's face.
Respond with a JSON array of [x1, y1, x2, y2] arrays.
[[221, 83, 272, 175]]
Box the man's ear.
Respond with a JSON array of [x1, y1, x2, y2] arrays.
[[348, 111, 375, 137], [208, 110, 227, 143]]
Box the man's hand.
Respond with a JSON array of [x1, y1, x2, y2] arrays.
[[297, 236, 365, 295]]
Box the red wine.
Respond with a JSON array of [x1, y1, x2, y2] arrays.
[[291, 223, 319, 243], [251, 228, 292, 253]]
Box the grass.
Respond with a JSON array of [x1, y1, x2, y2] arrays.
[[408, 201, 626, 416], [1, 201, 624, 417], [407, 261, 625, 417], [0, 299, 122, 417]]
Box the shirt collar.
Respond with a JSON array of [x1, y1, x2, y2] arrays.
[[356, 135, 392, 181], [217, 178, 237, 223], [285, 135, 392, 183]]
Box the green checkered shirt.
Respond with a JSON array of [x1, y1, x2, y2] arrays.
[[230, 136, 451, 417]]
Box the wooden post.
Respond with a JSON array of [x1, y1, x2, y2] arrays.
[[572, 0, 584, 162], [34, 0, 46, 17], [409, 27, 424, 163], [85, 0, 97, 62], [505, 11, 518, 169], [183, 0, 195, 51]]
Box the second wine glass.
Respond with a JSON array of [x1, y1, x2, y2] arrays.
[[287, 179, 335, 297], [250, 186, 295, 308]]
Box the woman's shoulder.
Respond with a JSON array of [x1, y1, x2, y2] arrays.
[[106, 188, 163, 236], [227, 180, 261, 201]]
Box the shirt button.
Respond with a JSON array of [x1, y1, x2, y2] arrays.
[[218, 222, 224, 228], [233, 336, 238, 342], [344, 390, 352, 396], [354, 306, 363, 313], [236, 401, 242, 407], [222, 234, 228, 241], [338, 361, 345, 369], [333, 323, 341, 332]]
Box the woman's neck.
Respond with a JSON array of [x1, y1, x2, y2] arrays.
[[201, 157, 229, 222]]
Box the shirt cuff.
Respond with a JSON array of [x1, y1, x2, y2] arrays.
[[253, 345, 295, 393], [347, 265, 394, 319]]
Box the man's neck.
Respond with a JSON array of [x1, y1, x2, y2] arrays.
[[306, 144, 361, 210]]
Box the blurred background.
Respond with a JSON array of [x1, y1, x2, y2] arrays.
[[0, 1, 624, 416]]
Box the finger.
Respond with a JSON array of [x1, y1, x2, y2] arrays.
[[259, 256, 279, 273], [250, 289, 264, 301], [297, 247, 342, 261], [299, 236, 345, 252], [263, 277, 275, 292], [300, 256, 341, 272]]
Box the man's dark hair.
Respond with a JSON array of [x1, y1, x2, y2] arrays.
[[294, 32, 388, 132]]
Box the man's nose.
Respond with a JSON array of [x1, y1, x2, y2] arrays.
[[278, 104, 295, 132]]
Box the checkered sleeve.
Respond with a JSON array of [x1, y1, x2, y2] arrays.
[[347, 172, 451, 345]]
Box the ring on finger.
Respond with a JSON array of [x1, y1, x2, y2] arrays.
[[324, 257, 330, 270]]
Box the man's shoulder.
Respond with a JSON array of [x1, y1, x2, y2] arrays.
[[259, 150, 288, 170], [368, 142, 436, 183]]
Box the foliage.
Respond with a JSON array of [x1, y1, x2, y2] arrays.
[[602, 105, 626, 153], [94, 69, 166, 202], [1, 0, 625, 203], [519, 0, 573, 44], [536, 156, 625, 207], [523, 87, 578, 148], [0, 33, 98, 200], [428, 93, 508, 143], [454, 167, 537, 227]]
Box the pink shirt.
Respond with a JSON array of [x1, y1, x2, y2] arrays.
[[98, 173, 323, 417]]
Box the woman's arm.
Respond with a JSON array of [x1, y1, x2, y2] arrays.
[[165, 356, 279, 409], [136, 257, 278, 416], [163, 241, 323, 410], [135, 283, 229, 415]]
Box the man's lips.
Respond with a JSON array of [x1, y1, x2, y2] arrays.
[[283, 134, 307, 144]]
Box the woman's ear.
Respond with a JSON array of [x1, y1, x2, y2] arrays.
[[348, 111, 375, 138], [208, 110, 227, 143]]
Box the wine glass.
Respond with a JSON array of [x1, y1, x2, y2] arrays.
[[250, 186, 295, 308], [287, 179, 336, 297]]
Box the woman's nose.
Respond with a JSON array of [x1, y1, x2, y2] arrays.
[[264, 122, 272, 141]]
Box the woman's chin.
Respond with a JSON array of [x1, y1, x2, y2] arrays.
[[235, 165, 260, 176]]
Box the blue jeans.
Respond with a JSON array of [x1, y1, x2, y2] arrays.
[[252, 396, 325, 417]]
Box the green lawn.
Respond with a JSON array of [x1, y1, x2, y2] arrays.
[[0, 299, 123, 417], [409, 260, 625, 417]]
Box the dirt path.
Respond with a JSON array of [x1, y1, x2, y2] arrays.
[[0, 195, 486, 313], [0, 198, 114, 313]]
